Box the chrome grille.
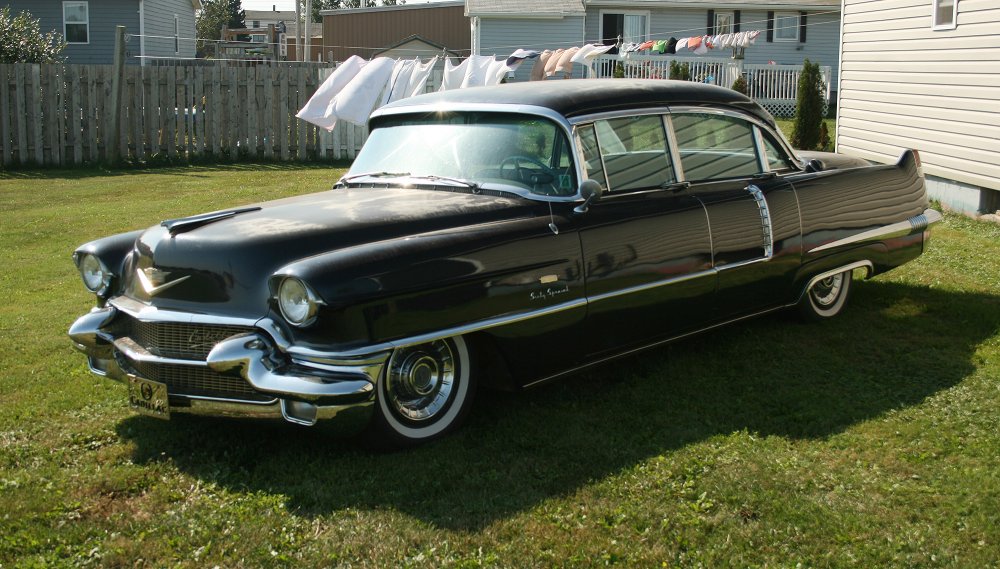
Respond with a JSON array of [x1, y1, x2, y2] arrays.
[[115, 314, 253, 360], [129, 360, 273, 402], [111, 312, 270, 403]]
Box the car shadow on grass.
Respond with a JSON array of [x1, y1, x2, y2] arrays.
[[117, 280, 1000, 531]]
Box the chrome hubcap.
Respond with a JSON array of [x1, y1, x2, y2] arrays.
[[385, 340, 456, 422], [811, 274, 844, 307]]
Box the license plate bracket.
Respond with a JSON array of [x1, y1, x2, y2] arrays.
[[127, 376, 170, 420]]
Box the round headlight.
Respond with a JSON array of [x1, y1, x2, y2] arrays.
[[79, 254, 110, 294], [277, 277, 320, 327]]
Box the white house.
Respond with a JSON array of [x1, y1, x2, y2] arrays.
[[836, 0, 1000, 215]]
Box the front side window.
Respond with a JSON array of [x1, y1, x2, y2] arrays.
[[760, 132, 797, 172], [63, 1, 89, 44], [601, 11, 649, 45], [349, 113, 577, 197], [774, 12, 800, 42], [672, 113, 759, 180], [593, 115, 674, 191], [932, 0, 957, 30]]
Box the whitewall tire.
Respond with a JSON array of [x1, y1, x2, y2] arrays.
[[798, 269, 853, 321]]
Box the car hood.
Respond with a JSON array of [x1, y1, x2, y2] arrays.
[[121, 187, 533, 319]]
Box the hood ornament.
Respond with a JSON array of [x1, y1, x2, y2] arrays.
[[136, 267, 190, 296]]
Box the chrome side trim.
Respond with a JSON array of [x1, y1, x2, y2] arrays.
[[109, 295, 260, 327], [587, 268, 716, 304], [524, 304, 791, 389], [808, 208, 942, 254], [261, 297, 589, 359], [746, 184, 774, 259]]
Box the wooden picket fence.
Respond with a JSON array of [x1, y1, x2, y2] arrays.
[[0, 61, 397, 167]]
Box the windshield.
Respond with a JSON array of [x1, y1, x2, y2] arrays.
[[348, 113, 578, 197]]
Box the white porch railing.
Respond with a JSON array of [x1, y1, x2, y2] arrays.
[[590, 55, 831, 117]]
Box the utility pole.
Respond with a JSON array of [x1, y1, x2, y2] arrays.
[[304, 0, 312, 61]]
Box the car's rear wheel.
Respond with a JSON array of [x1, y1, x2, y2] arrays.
[[367, 336, 476, 448], [798, 269, 853, 321]]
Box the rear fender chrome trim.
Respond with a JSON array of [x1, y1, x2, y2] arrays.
[[795, 261, 873, 304], [808, 208, 942, 254]]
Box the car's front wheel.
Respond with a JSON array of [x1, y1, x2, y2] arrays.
[[798, 269, 853, 321], [367, 336, 476, 448]]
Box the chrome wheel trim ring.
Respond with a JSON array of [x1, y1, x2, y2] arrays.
[[384, 339, 457, 423], [810, 273, 844, 307]]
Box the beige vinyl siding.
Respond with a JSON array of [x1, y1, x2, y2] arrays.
[[838, 0, 1000, 191]]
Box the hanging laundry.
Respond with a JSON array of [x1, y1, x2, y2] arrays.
[[652, 40, 667, 54], [638, 40, 656, 52], [440, 57, 470, 91], [296, 55, 374, 130], [505, 49, 541, 71], [330, 57, 396, 125], [665, 37, 677, 54], [544, 48, 566, 76], [530, 50, 553, 81], [553, 46, 580, 75], [570, 43, 615, 64], [404, 56, 438, 98], [675, 38, 689, 51]]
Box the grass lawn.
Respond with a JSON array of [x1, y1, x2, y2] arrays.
[[1, 165, 998, 567]]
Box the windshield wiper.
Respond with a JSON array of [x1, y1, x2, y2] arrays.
[[337, 171, 411, 185], [406, 174, 480, 191]]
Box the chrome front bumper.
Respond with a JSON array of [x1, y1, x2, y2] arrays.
[[68, 302, 386, 428]]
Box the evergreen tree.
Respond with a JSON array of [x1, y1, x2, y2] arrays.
[[0, 7, 66, 64], [791, 59, 825, 150], [196, 0, 246, 53], [730, 75, 748, 95]]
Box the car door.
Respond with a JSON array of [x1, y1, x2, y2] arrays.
[[669, 110, 803, 319], [575, 115, 716, 357]]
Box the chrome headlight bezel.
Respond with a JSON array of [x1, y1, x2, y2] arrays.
[[276, 277, 322, 328], [76, 253, 113, 296]]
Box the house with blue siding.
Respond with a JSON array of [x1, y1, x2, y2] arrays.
[[467, 0, 841, 88], [7, 0, 200, 64]]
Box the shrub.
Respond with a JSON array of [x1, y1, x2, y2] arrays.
[[669, 61, 690, 81], [731, 75, 748, 95], [0, 7, 66, 64], [791, 59, 825, 150]]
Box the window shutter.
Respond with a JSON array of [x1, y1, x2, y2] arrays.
[[800, 12, 808, 42], [766, 11, 774, 42], [734, 10, 741, 32], [707, 10, 715, 35]]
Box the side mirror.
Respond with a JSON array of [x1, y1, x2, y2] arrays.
[[574, 180, 604, 214], [804, 158, 824, 173]]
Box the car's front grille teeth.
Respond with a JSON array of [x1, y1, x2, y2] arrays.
[[115, 314, 253, 360], [111, 313, 270, 403], [128, 360, 273, 402]]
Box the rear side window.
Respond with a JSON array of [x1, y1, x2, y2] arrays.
[[592, 116, 675, 191], [672, 113, 759, 180], [577, 124, 608, 189]]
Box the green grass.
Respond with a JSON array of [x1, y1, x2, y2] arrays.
[[2, 165, 999, 567]]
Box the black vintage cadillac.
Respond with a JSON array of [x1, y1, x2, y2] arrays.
[[69, 79, 940, 446]]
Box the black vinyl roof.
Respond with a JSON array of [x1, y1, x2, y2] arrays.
[[377, 79, 774, 127]]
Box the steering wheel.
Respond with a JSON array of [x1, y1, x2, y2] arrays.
[[499, 155, 552, 177]]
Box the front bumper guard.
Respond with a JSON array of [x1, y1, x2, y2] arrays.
[[68, 306, 387, 427]]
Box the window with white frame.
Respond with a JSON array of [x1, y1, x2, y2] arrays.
[[174, 15, 180, 54], [774, 12, 800, 42], [63, 1, 89, 44], [600, 11, 649, 45], [715, 12, 734, 35], [932, 0, 957, 30]]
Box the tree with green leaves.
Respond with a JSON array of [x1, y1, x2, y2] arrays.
[[791, 59, 825, 150], [0, 7, 66, 64], [196, 0, 246, 54], [311, 0, 405, 22]]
